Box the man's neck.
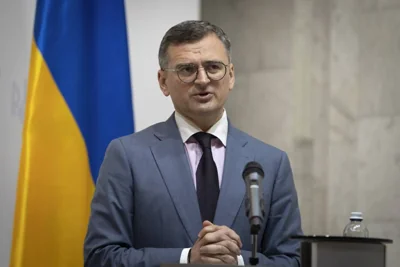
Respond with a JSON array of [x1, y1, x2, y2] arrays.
[[179, 110, 224, 132]]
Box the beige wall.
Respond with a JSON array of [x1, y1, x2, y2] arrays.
[[202, 0, 400, 266]]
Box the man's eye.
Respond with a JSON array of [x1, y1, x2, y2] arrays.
[[206, 63, 223, 73], [178, 65, 197, 75]]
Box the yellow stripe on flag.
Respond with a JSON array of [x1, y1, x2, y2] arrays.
[[10, 40, 94, 267]]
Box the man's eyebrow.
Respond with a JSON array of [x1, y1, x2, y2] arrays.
[[203, 60, 224, 64], [175, 62, 194, 65], [175, 60, 224, 66], [174, 62, 196, 68]]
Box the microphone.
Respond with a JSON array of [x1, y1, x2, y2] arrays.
[[242, 161, 265, 235], [242, 161, 265, 266]]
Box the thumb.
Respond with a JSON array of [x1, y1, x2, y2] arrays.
[[202, 220, 213, 227]]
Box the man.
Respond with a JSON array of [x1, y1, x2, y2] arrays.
[[84, 20, 302, 267]]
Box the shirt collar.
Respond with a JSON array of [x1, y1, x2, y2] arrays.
[[174, 110, 228, 146]]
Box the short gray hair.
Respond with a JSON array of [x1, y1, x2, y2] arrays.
[[158, 20, 231, 69]]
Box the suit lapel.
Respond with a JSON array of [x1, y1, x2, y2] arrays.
[[150, 115, 202, 244], [214, 126, 252, 228]]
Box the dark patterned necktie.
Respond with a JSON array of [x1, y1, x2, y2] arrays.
[[193, 132, 220, 222]]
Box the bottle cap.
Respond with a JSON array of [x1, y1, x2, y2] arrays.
[[350, 211, 363, 220]]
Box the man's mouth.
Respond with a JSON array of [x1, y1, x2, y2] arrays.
[[198, 92, 211, 96], [193, 92, 213, 102]]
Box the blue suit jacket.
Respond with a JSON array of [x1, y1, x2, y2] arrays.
[[84, 114, 303, 267]]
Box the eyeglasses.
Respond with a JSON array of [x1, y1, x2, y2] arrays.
[[162, 61, 229, 83]]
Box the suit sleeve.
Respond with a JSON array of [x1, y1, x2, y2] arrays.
[[84, 139, 183, 267], [241, 151, 303, 267]]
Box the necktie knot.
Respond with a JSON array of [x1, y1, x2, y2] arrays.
[[193, 132, 213, 149]]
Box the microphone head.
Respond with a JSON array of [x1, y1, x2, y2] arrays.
[[242, 161, 264, 178]]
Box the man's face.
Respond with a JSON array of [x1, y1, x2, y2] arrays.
[[158, 34, 235, 122]]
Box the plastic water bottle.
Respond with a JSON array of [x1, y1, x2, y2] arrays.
[[343, 212, 369, 237]]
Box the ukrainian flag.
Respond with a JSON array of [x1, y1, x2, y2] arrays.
[[10, 1, 134, 266]]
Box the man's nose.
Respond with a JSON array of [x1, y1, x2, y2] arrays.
[[194, 67, 210, 85]]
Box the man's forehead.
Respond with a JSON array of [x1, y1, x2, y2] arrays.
[[167, 35, 228, 62]]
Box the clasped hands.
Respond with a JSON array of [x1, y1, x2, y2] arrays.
[[189, 220, 243, 265]]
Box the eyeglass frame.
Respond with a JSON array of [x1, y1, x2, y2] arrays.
[[161, 61, 230, 84]]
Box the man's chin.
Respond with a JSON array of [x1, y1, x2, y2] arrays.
[[192, 105, 221, 115]]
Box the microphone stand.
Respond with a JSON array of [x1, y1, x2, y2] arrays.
[[249, 220, 261, 266]]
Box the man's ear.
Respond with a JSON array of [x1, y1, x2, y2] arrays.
[[158, 70, 170, 96], [228, 63, 235, 91]]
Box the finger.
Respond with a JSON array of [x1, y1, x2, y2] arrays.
[[217, 239, 241, 255], [201, 226, 243, 248], [202, 220, 213, 227], [200, 231, 233, 246], [223, 228, 243, 248], [211, 254, 237, 265], [198, 224, 231, 239], [198, 224, 219, 239], [200, 243, 230, 255], [200, 240, 241, 255], [216, 226, 243, 248]]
